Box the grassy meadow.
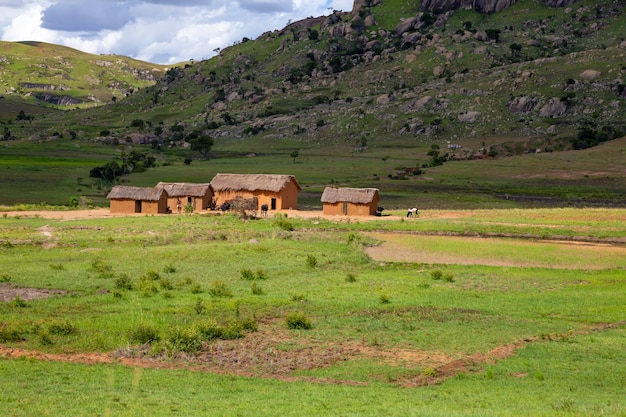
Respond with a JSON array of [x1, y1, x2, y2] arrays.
[[1, 208, 625, 416]]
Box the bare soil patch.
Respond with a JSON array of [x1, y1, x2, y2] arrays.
[[0, 283, 68, 302]]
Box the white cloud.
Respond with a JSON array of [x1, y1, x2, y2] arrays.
[[0, 0, 355, 64]]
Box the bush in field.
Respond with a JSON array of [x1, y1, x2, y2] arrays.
[[12, 296, 28, 308], [379, 294, 391, 304], [0, 324, 24, 342], [274, 213, 294, 231], [240, 268, 268, 281], [166, 325, 202, 353], [128, 323, 161, 344], [194, 298, 206, 315], [90, 260, 114, 279], [48, 320, 78, 336], [251, 282, 265, 295], [285, 312, 312, 330], [345, 273, 357, 282], [208, 280, 232, 298], [0, 273, 11, 283], [114, 273, 133, 290], [305, 255, 318, 268]]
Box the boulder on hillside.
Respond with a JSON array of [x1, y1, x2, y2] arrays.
[[539, 98, 568, 117], [458, 111, 480, 123], [580, 69, 601, 80], [507, 96, 539, 113]]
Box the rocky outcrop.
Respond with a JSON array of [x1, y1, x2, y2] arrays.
[[418, 0, 578, 13], [539, 98, 568, 118], [507, 96, 539, 113], [352, 0, 383, 14]]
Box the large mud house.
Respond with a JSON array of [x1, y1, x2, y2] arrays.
[[209, 173, 301, 211], [107, 186, 169, 214], [320, 187, 380, 216], [156, 182, 213, 212]]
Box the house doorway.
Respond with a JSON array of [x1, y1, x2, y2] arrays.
[[342, 202, 348, 215], [271, 198, 277, 210], [135, 200, 142, 213]]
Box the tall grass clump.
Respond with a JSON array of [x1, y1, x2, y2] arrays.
[[0, 273, 12, 283], [306, 255, 318, 268], [285, 312, 312, 330], [240, 268, 268, 280], [165, 325, 202, 354], [208, 279, 232, 298], [90, 259, 114, 279], [128, 323, 161, 344]]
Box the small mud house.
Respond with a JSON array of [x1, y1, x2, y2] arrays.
[[210, 173, 301, 211], [107, 186, 169, 214], [321, 187, 380, 216], [157, 182, 213, 213]]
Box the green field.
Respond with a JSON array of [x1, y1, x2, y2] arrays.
[[1, 208, 625, 416]]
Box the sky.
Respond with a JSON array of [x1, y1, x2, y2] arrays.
[[0, 0, 354, 65]]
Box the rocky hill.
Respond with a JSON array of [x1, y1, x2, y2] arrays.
[[9, 0, 626, 155], [0, 41, 168, 106]]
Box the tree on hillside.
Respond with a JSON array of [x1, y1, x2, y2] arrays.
[[290, 150, 299, 164], [190, 134, 214, 159]]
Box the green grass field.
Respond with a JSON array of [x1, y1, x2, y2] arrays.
[[1, 208, 625, 416]]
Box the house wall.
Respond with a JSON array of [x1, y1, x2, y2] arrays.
[[166, 193, 213, 213], [110, 199, 138, 214], [213, 182, 299, 211], [323, 199, 378, 216], [141, 198, 168, 214]]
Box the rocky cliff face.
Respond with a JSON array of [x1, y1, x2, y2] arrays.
[[408, 0, 579, 14]]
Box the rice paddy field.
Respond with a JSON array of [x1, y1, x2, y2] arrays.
[[1, 207, 625, 416]]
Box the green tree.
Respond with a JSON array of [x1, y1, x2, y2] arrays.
[[190, 134, 214, 159], [290, 150, 299, 164]]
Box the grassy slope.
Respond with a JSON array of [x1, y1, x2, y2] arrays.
[[0, 41, 169, 105]]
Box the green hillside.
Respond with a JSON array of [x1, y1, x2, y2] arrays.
[[0, 0, 625, 208], [0, 41, 169, 106]]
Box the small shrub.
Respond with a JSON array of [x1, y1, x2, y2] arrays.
[[114, 273, 133, 291], [166, 325, 202, 353], [197, 319, 223, 341], [143, 270, 161, 281], [431, 270, 443, 280], [305, 255, 317, 268], [240, 268, 255, 281], [443, 273, 455, 283], [236, 317, 258, 332], [48, 320, 78, 336], [422, 367, 438, 378], [38, 329, 53, 346], [0, 273, 12, 283], [291, 293, 308, 303], [251, 282, 265, 295], [274, 217, 296, 232], [90, 260, 114, 279], [255, 268, 268, 280], [0, 324, 24, 342], [163, 263, 177, 273], [345, 273, 357, 283], [128, 323, 161, 344], [285, 312, 312, 330], [208, 280, 232, 298], [379, 294, 391, 304], [194, 298, 206, 315], [159, 278, 174, 290], [138, 276, 159, 296], [12, 296, 28, 308], [190, 283, 203, 294], [49, 263, 65, 271]]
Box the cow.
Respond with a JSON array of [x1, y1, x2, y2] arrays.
[[260, 204, 269, 217], [406, 208, 418, 217]]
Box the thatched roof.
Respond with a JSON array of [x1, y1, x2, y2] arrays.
[[320, 187, 379, 204], [157, 182, 211, 197], [210, 173, 301, 193], [107, 186, 166, 201]]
